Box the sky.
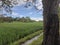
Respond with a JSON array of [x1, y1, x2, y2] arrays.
[[2, 0, 43, 21]]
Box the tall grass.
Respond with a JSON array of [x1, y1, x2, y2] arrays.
[[29, 34, 43, 45], [10, 30, 43, 45], [0, 22, 43, 45]]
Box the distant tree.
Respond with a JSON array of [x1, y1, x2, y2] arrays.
[[14, 17, 20, 21], [0, 14, 5, 23], [25, 17, 31, 22], [4, 17, 13, 22], [0, 14, 13, 23], [20, 17, 26, 22]]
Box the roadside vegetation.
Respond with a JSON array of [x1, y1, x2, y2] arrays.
[[29, 34, 43, 45], [10, 30, 43, 45], [0, 22, 43, 45]]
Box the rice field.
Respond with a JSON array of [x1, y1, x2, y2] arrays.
[[0, 22, 43, 45]]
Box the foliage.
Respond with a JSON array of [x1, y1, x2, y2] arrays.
[[0, 15, 37, 23], [0, 0, 40, 13], [0, 16, 13, 23], [0, 22, 43, 45], [29, 34, 43, 45], [10, 30, 43, 45], [1, 0, 18, 13]]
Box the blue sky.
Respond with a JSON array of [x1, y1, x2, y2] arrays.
[[3, 0, 43, 21]]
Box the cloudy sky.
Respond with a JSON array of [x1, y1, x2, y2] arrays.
[[3, 0, 43, 21]]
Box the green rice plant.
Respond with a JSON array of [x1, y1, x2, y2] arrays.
[[0, 22, 43, 45], [10, 30, 43, 45]]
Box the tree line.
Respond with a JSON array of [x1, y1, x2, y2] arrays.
[[0, 14, 36, 23]]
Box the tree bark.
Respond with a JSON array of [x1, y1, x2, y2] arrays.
[[42, 0, 59, 45]]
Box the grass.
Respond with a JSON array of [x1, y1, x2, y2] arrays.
[[0, 22, 43, 45], [29, 34, 43, 45], [10, 30, 43, 45]]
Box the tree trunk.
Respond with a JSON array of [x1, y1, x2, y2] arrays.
[[42, 0, 59, 45]]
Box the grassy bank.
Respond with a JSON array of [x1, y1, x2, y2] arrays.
[[10, 30, 43, 45], [29, 34, 43, 45]]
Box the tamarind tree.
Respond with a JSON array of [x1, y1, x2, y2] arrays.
[[42, 0, 59, 45]]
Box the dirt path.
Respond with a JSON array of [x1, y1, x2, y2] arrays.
[[21, 33, 43, 45]]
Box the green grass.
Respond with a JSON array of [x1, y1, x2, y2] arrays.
[[0, 22, 43, 45], [29, 34, 43, 45], [10, 30, 43, 45]]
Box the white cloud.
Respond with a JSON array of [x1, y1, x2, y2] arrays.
[[11, 12, 23, 17], [11, 0, 26, 6], [11, 12, 43, 21], [35, 0, 43, 10], [31, 17, 43, 21], [13, 0, 43, 10], [12, 12, 19, 16], [29, 12, 33, 15]]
